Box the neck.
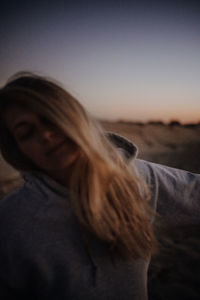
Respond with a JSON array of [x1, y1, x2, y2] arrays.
[[46, 164, 75, 188]]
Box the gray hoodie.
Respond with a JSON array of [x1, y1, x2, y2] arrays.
[[0, 134, 199, 299]]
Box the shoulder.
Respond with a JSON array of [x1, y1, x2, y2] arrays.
[[0, 178, 83, 268], [0, 179, 75, 250], [0, 185, 27, 223], [0, 185, 87, 297], [0, 181, 45, 225], [0, 184, 40, 254]]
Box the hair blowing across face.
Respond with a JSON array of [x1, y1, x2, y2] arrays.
[[0, 72, 157, 263]]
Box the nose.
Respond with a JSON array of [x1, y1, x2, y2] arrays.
[[39, 127, 57, 144]]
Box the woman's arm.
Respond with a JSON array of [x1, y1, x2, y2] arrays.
[[134, 159, 200, 227]]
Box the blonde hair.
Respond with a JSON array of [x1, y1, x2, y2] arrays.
[[0, 72, 156, 262]]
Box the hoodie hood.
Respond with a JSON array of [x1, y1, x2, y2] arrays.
[[107, 132, 138, 160]]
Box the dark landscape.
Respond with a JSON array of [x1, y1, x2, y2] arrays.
[[1, 121, 200, 299]]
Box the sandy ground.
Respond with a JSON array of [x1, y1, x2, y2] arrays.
[[0, 122, 200, 299]]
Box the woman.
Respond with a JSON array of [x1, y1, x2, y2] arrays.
[[0, 72, 199, 299]]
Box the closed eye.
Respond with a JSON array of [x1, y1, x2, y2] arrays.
[[16, 126, 35, 141]]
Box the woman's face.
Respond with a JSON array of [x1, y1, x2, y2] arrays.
[[4, 105, 79, 182]]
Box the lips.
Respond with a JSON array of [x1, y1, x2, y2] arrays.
[[46, 140, 67, 156]]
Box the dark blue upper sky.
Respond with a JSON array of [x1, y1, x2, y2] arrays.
[[1, 0, 200, 122]]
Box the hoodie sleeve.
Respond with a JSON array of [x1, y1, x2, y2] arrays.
[[134, 159, 200, 227]]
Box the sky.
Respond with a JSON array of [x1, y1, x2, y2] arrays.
[[0, 0, 200, 123]]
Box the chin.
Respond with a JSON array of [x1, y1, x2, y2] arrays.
[[47, 155, 78, 171]]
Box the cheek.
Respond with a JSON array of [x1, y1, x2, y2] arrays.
[[46, 144, 80, 170], [65, 149, 80, 165], [17, 141, 43, 163]]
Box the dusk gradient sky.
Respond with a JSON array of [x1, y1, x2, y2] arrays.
[[1, 0, 200, 123]]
